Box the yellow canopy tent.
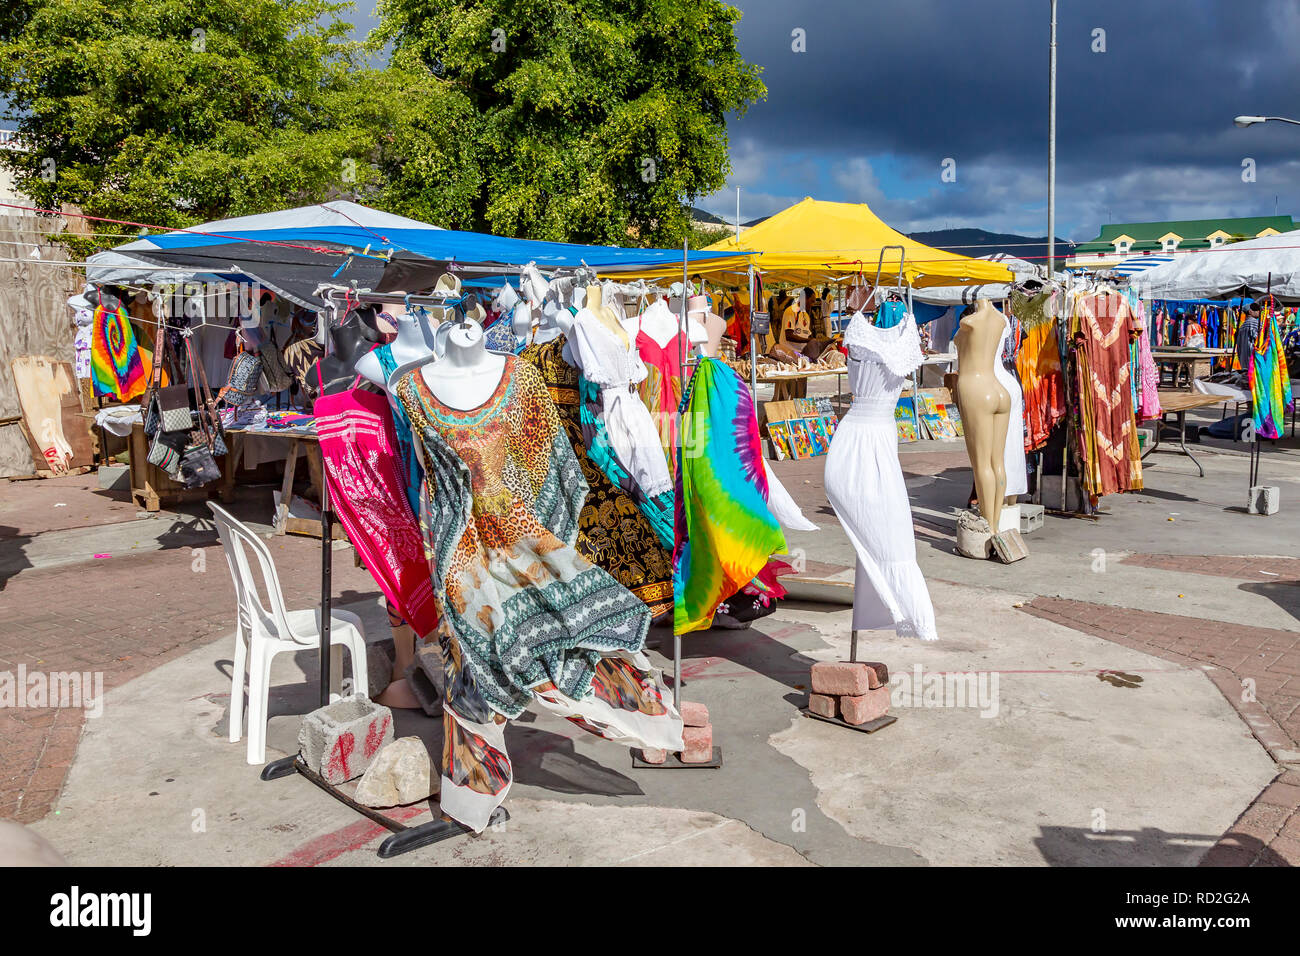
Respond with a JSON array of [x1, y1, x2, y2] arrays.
[[703, 196, 1014, 288]]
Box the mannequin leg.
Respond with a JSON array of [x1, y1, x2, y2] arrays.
[[991, 408, 1009, 515], [375, 604, 422, 709], [965, 413, 999, 527]]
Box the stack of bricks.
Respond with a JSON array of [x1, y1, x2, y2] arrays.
[[642, 701, 713, 763], [808, 661, 889, 725]]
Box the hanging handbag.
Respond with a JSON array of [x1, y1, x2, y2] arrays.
[[220, 338, 262, 405], [259, 326, 293, 393], [150, 385, 193, 433]]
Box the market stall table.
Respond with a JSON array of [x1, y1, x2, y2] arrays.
[[221, 426, 337, 537], [1142, 390, 1224, 477], [1150, 348, 1232, 390]]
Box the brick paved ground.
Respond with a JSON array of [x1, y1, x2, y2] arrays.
[[0, 533, 381, 823], [1018, 595, 1300, 866], [1121, 552, 1300, 583]]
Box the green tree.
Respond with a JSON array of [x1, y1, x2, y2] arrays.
[[373, 0, 765, 246], [0, 0, 482, 252]]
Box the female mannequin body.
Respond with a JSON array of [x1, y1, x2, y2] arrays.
[[313, 307, 385, 396], [954, 300, 1011, 528], [421, 318, 507, 410], [354, 309, 437, 388]]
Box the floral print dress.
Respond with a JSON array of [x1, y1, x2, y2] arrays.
[[395, 355, 682, 832]]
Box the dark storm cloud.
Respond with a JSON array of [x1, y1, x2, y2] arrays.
[[710, 0, 1300, 237]]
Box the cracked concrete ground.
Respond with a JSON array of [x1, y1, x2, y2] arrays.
[[13, 404, 1300, 865]]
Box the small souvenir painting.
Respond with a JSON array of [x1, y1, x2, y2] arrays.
[[789, 419, 815, 459], [766, 420, 793, 460], [808, 416, 831, 455]]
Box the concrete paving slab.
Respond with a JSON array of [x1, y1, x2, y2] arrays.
[[768, 580, 1279, 866]]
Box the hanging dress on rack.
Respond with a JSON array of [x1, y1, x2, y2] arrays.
[[568, 310, 674, 499], [1011, 287, 1066, 451], [1072, 290, 1144, 497], [674, 357, 787, 635], [995, 312, 1029, 497], [824, 312, 937, 641], [314, 380, 440, 639], [568, 309, 675, 544], [371, 344, 424, 518], [635, 325, 687, 474], [395, 356, 682, 832], [519, 335, 673, 618]]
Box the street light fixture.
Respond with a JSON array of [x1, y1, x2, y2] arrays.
[[1234, 115, 1300, 128]]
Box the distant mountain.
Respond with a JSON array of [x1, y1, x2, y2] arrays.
[[908, 228, 1074, 264], [690, 206, 727, 225]]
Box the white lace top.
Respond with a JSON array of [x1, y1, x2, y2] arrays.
[[843, 310, 924, 400]]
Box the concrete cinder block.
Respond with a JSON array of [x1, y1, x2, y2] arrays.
[[808, 693, 838, 719], [680, 700, 709, 727], [366, 640, 395, 700], [811, 661, 871, 697], [403, 642, 443, 717], [679, 724, 713, 763], [1248, 486, 1280, 516], [297, 694, 394, 785], [840, 688, 890, 726]]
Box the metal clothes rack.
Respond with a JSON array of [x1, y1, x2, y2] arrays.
[[259, 283, 508, 859]]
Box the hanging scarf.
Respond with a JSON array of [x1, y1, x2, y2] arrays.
[[673, 357, 786, 635], [90, 298, 147, 401]]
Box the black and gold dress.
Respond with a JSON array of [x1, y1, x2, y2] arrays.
[[520, 335, 673, 618]]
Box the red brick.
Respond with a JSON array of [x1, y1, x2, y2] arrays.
[[811, 661, 871, 697], [679, 724, 713, 763], [679, 701, 709, 728], [640, 748, 667, 765], [861, 662, 888, 687], [808, 693, 837, 719], [840, 688, 890, 725]]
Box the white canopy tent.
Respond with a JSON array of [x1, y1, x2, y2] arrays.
[[1131, 229, 1300, 299], [911, 253, 1053, 305]]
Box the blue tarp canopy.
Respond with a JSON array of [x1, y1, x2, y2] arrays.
[[87, 201, 752, 308]]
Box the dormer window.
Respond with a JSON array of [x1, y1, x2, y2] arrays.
[[1158, 232, 1182, 253], [1115, 241, 1131, 255], [1163, 238, 1177, 251]]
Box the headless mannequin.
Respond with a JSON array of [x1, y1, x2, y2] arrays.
[[313, 307, 385, 396], [639, 299, 680, 348], [586, 283, 628, 347], [690, 309, 726, 358], [354, 308, 437, 388], [533, 297, 574, 345], [420, 317, 507, 410], [954, 299, 1011, 528]]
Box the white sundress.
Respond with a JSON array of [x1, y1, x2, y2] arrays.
[[824, 312, 937, 641]]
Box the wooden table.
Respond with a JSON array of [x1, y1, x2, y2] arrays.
[[222, 427, 334, 537], [754, 366, 846, 402], [1142, 390, 1224, 477], [1150, 348, 1232, 390]]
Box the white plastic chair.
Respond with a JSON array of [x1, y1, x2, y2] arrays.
[[207, 502, 368, 764]]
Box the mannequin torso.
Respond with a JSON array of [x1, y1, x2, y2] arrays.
[[355, 310, 437, 390], [420, 320, 507, 410], [954, 300, 1012, 527]]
